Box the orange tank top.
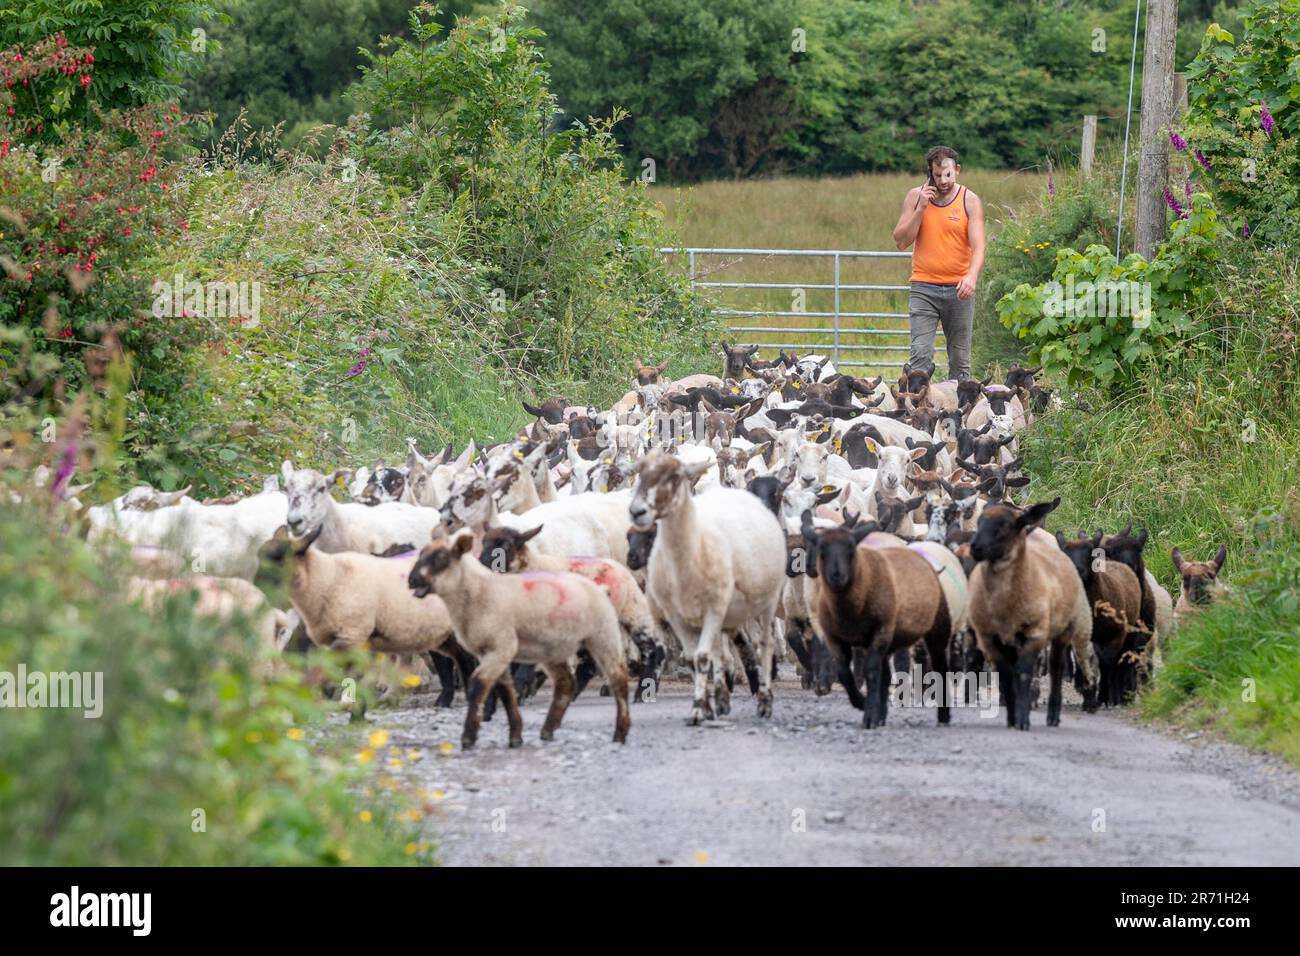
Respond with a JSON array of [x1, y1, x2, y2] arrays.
[[910, 185, 971, 284]]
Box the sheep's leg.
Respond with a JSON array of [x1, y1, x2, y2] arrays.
[[539, 662, 577, 741], [1013, 648, 1037, 731], [875, 652, 891, 726], [1046, 640, 1065, 727], [1071, 626, 1099, 711], [890, 647, 911, 679], [461, 652, 512, 750], [819, 635, 865, 709], [584, 637, 632, 744], [573, 650, 599, 699], [751, 612, 777, 719], [994, 653, 1016, 728], [852, 647, 867, 691], [925, 632, 951, 725], [786, 620, 813, 672], [732, 632, 761, 696], [493, 672, 524, 748], [690, 611, 725, 726], [427, 651, 457, 709], [862, 645, 890, 729]]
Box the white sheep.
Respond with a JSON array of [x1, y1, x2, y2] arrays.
[[629, 452, 786, 724]]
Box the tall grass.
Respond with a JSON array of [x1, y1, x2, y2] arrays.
[[651, 170, 1039, 372]]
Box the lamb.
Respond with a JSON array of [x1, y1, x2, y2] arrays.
[[1172, 544, 1228, 620], [629, 452, 786, 724], [408, 527, 631, 748], [966, 498, 1099, 730], [282, 461, 439, 556], [1056, 531, 1145, 707], [800, 511, 960, 726], [256, 525, 477, 712], [478, 524, 666, 683], [1099, 525, 1174, 689]]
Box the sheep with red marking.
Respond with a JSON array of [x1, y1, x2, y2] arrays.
[[409, 527, 631, 749]]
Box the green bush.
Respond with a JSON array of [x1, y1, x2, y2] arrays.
[[0, 496, 429, 865], [1183, 0, 1300, 245], [995, 192, 1230, 388]]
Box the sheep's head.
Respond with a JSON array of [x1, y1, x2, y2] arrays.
[[281, 462, 347, 537], [121, 484, 191, 511], [720, 340, 759, 379], [1005, 364, 1041, 391], [744, 473, 787, 519], [924, 499, 961, 543], [628, 452, 706, 529], [354, 465, 406, 506], [255, 524, 321, 593], [899, 361, 931, 396], [969, 497, 1060, 564], [408, 528, 475, 599], [801, 510, 871, 594], [626, 522, 657, 571], [438, 472, 497, 531], [521, 397, 569, 425], [1055, 530, 1105, 585], [479, 524, 543, 573], [871, 440, 927, 495], [634, 357, 671, 386], [1099, 524, 1150, 578], [875, 491, 925, 534], [981, 384, 1017, 415], [1172, 544, 1226, 607], [955, 377, 987, 410], [1028, 384, 1054, 414]]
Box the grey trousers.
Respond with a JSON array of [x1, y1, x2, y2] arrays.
[[908, 281, 973, 381]]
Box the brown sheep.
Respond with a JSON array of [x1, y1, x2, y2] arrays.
[[967, 499, 1098, 730], [1056, 532, 1145, 707], [1172, 544, 1228, 621]]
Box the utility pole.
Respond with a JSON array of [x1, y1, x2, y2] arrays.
[[1135, 0, 1179, 258]]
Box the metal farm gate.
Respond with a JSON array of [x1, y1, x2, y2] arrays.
[[660, 247, 944, 375]]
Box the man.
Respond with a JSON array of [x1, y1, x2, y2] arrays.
[[892, 145, 985, 382]]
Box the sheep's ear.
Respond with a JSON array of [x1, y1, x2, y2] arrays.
[[906, 495, 925, 511], [743, 467, 758, 484], [440, 443, 454, 464], [852, 524, 874, 545], [1006, 475, 1031, 488], [940, 479, 954, 496], [520, 524, 544, 543], [682, 460, 711, 480], [999, 433, 1016, 446], [1171, 547, 1184, 572], [905, 437, 916, 448], [281, 460, 294, 483], [1018, 497, 1061, 529], [523, 401, 544, 418], [453, 533, 475, 556], [1136, 528, 1149, 548], [1213, 543, 1227, 571], [293, 523, 323, 554], [1056, 531, 1067, 549], [159, 486, 191, 506], [909, 446, 928, 461], [657, 359, 670, 372], [815, 487, 840, 505], [978, 422, 991, 434], [863, 436, 880, 455], [980, 375, 992, 386]]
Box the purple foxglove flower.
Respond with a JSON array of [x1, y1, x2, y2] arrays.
[[1242, 220, 1251, 238], [1185, 181, 1193, 200], [1261, 102, 1275, 134], [51, 444, 77, 500], [1169, 130, 1187, 151], [347, 347, 372, 377], [1194, 149, 1212, 172], [1163, 187, 1186, 218]]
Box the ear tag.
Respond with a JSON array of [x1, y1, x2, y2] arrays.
[[792, 381, 802, 389], [821, 484, 836, 494], [730, 386, 740, 394], [513, 449, 525, 458], [833, 436, 842, 454], [335, 474, 345, 486]]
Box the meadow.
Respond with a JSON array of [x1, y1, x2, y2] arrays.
[[650, 170, 1040, 373]]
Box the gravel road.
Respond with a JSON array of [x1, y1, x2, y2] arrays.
[[355, 668, 1300, 866]]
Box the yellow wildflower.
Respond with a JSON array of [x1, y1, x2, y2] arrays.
[[368, 730, 389, 748]]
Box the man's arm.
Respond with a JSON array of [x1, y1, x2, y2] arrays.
[[893, 185, 934, 250], [957, 191, 986, 300]]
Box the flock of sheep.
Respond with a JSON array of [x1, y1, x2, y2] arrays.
[[83, 343, 1230, 747]]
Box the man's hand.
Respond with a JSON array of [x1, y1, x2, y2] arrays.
[[957, 272, 978, 299], [916, 183, 937, 208]]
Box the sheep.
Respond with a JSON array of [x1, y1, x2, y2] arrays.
[[1172, 544, 1228, 620], [403, 439, 475, 508], [1056, 531, 1145, 707], [720, 340, 760, 380], [966, 498, 1099, 729], [633, 357, 672, 385], [629, 451, 786, 724], [88, 482, 288, 581], [800, 511, 960, 727], [1099, 525, 1175, 689], [408, 527, 631, 748], [478, 524, 666, 693], [282, 461, 439, 556], [127, 575, 292, 679]]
